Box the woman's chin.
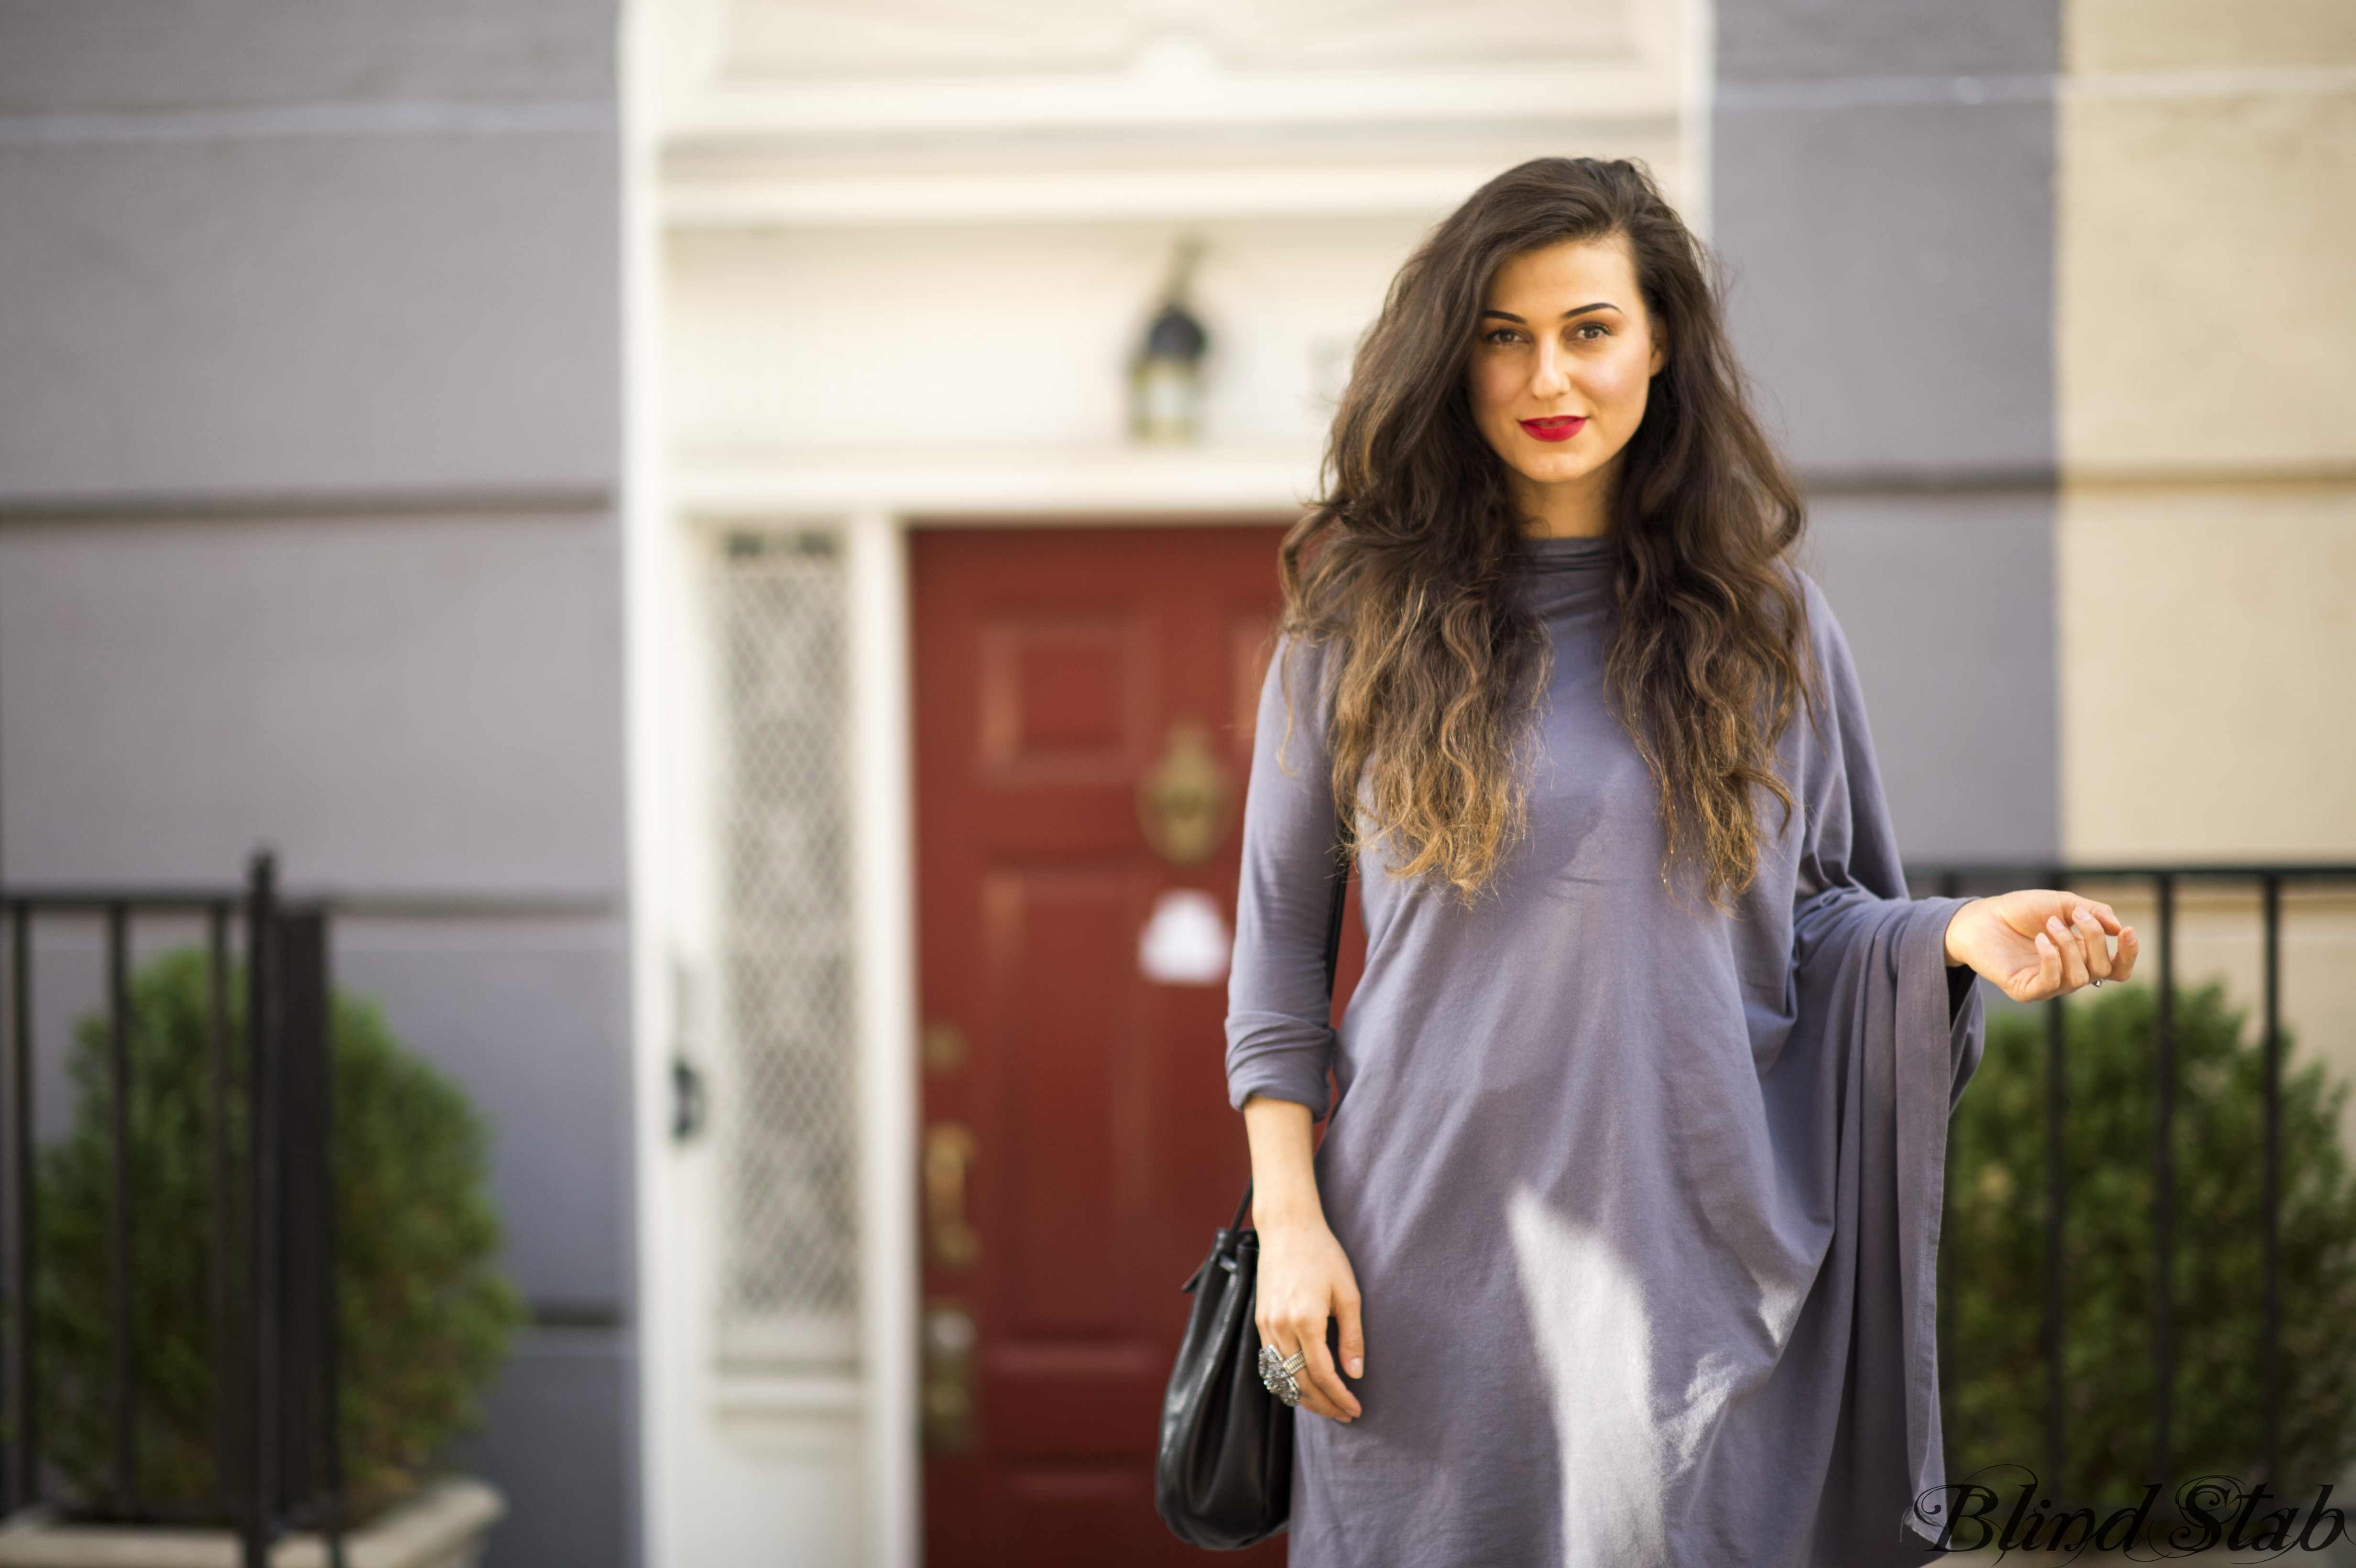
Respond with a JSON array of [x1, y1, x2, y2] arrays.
[[1507, 455, 1603, 491]]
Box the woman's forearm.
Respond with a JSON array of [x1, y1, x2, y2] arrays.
[[1243, 1095, 1326, 1229], [1241, 1092, 1365, 1414]]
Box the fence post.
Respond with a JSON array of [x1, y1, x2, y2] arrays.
[[105, 903, 137, 1514], [206, 904, 236, 1516], [5, 906, 31, 1513], [2045, 991, 2067, 1492], [242, 856, 279, 1568], [311, 908, 347, 1568], [2262, 875, 2283, 1483], [2153, 871, 2176, 1487]]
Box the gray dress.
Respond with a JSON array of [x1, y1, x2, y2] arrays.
[[1224, 534, 1984, 1568]]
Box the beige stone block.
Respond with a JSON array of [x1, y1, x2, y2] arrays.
[[2058, 87, 2356, 476], [2066, 0, 2356, 71], [2058, 482, 2356, 860]]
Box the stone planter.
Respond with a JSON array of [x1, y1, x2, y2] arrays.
[[0, 1480, 503, 1568]]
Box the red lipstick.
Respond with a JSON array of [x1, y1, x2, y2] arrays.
[[1519, 416, 1588, 442]]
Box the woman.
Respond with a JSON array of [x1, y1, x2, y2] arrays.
[[1225, 157, 2136, 1567]]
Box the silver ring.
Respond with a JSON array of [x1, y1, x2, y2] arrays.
[[2091, 978, 2105, 988], [1257, 1345, 1308, 1407]]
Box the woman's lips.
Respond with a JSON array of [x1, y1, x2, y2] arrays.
[[1519, 416, 1589, 442]]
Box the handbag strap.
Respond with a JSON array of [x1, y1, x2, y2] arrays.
[[1318, 833, 1351, 1003], [1233, 826, 1352, 1233]]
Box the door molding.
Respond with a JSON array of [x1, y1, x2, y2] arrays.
[[849, 511, 920, 1568]]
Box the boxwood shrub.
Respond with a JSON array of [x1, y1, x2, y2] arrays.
[[1942, 981, 2356, 1507], [36, 949, 524, 1518]]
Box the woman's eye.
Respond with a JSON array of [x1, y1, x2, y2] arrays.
[[1483, 328, 1521, 346], [1574, 323, 1609, 340]]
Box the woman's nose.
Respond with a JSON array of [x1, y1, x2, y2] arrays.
[[1530, 341, 1571, 397]]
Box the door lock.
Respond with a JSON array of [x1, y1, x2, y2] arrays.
[[922, 1300, 979, 1453], [924, 1122, 982, 1270]]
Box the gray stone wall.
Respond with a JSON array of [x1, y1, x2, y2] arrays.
[[1714, 0, 2062, 863], [0, 4, 632, 1564]]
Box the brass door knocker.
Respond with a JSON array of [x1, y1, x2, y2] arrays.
[[1137, 720, 1233, 867]]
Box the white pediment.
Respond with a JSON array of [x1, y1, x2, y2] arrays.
[[721, 0, 1643, 78], [650, 0, 1687, 151]]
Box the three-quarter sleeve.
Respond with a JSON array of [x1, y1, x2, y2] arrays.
[[1224, 635, 1344, 1118]]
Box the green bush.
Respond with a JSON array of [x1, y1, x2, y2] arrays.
[[36, 949, 524, 1516], [1942, 982, 2356, 1504]]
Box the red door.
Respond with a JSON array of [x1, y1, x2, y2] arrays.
[[914, 525, 1297, 1566]]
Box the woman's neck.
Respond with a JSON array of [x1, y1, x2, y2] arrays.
[[1511, 460, 1618, 539]]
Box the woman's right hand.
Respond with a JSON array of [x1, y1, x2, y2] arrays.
[[1241, 1094, 1365, 1423], [1254, 1213, 1365, 1422]]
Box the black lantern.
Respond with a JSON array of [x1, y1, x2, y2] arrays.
[[1131, 241, 1209, 445]]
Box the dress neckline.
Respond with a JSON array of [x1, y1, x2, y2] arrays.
[[1522, 533, 1614, 574]]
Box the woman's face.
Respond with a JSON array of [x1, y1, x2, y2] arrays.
[[1467, 235, 1665, 530]]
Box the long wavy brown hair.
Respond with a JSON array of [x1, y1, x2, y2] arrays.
[[1281, 156, 1814, 905]]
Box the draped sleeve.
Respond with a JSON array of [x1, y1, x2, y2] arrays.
[[1223, 635, 1343, 1119], [1778, 577, 1987, 1561]]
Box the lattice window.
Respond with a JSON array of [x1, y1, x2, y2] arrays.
[[712, 530, 859, 1369]]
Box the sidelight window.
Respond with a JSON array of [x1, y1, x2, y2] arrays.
[[711, 530, 859, 1369]]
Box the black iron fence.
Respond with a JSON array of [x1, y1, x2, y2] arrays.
[[3, 850, 2346, 1542], [1909, 861, 2356, 1502], [0, 855, 343, 1568]]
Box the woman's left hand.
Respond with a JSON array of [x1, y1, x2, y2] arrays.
[[1942, 890, 2140, 1003]]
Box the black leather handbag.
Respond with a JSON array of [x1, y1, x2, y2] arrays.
[[1153, 842, 1351, 1550]]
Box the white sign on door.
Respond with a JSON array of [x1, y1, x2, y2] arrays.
[[1137, 888, 1232, 986]]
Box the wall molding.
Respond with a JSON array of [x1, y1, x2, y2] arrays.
[[659, 143, 1666, 228], [1720, 64, 2356, 116], [2060, 466, 2356, 495], [0, 488, 616, 526], [0, 99, 614, 149], [1719, 72, 2054, 113], [1800, 467, 2060, 496], [2068, 64, 2356, 103]]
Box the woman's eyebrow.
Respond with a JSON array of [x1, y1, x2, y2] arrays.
[[1478, 302, 1619, 323]]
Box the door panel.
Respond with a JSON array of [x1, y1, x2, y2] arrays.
[[994, 866, 1134, 1334], [978, 613, 1145, 779], [915, 526, 1293, 1566]]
